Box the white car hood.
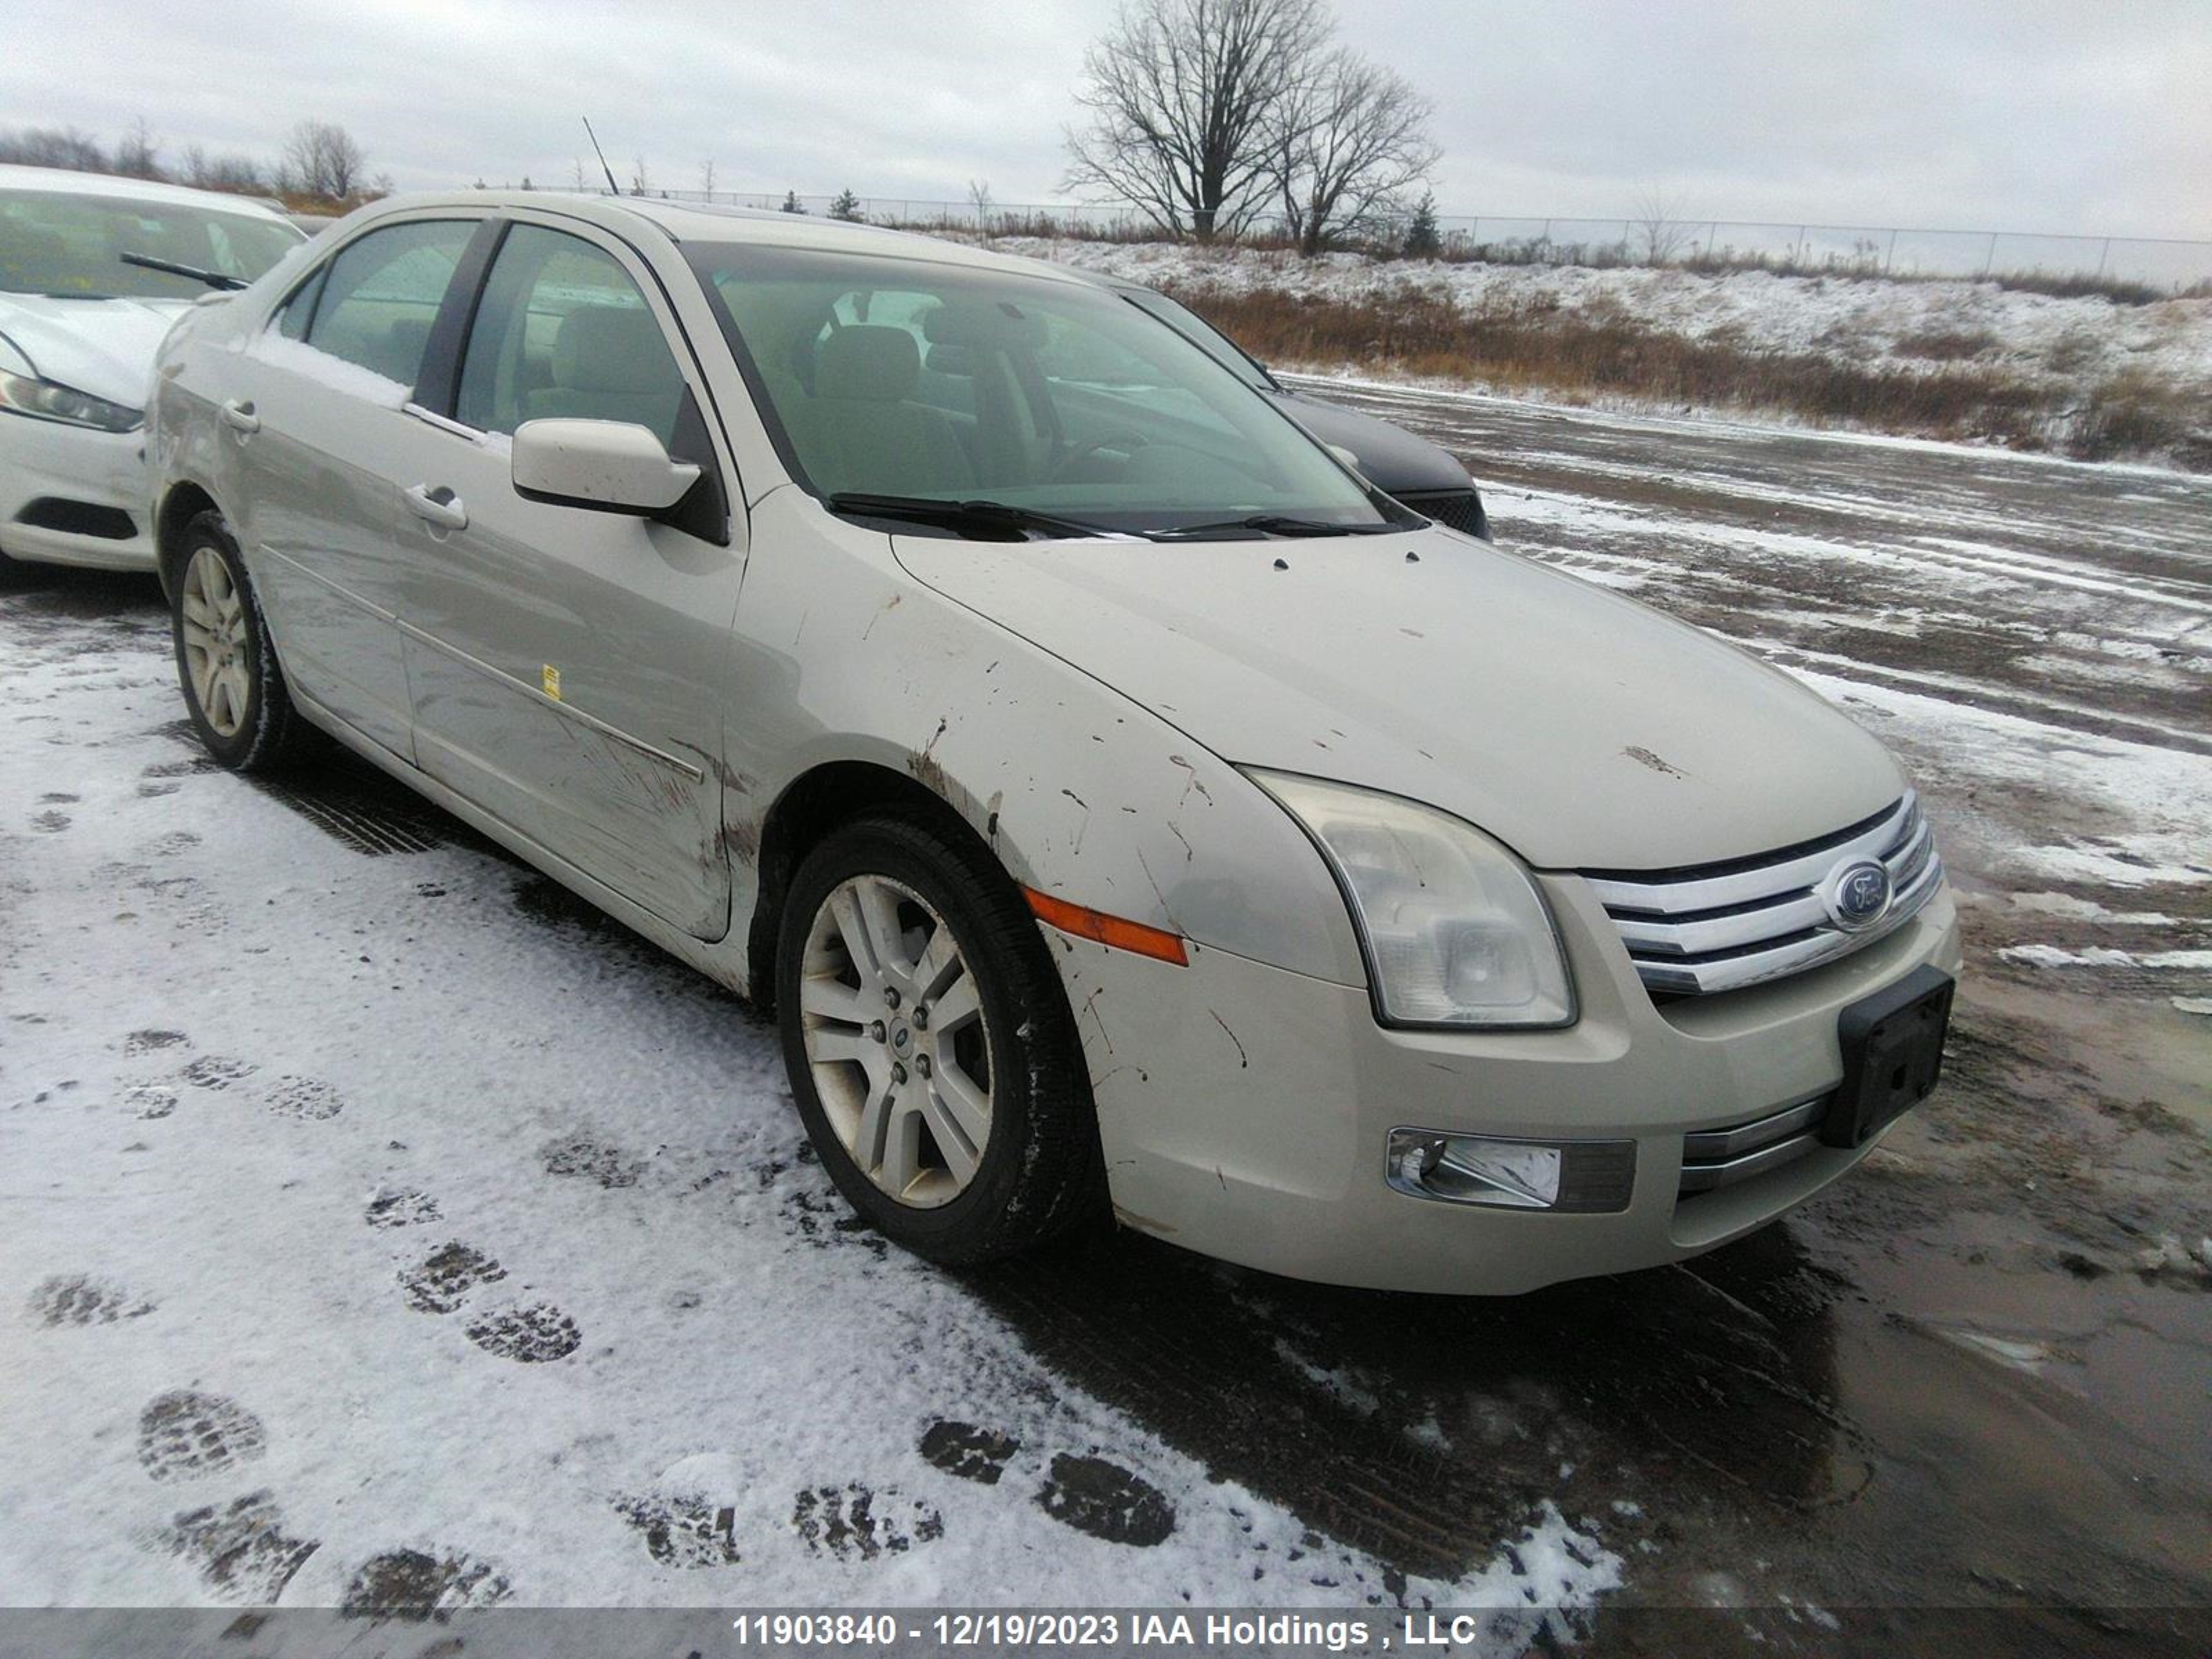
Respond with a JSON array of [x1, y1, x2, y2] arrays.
[[894, 529, 1906, 871], [0, 293, 194, 407]]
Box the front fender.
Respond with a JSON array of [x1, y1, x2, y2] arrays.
[[724, 490, 1365, 987]]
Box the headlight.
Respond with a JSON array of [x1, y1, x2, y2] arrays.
[[1248, 770, 1575, 1029], [0, 369, 142, 433]]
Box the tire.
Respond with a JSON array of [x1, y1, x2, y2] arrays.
[[776, 812, 1104, 1264], [169, 510, 318, 772]]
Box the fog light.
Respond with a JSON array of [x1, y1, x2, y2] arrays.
[[1387, 1128, 1636, 1213]]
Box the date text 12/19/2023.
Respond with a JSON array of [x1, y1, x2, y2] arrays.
[[728, 1612, 1524, 1651]]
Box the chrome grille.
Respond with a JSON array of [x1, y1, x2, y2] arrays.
[[1678, 1098, 1826, 1197], [1584, 792, 1942, 996]]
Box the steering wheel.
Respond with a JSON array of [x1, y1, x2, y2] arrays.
[[1051, 429, 1152, 481]]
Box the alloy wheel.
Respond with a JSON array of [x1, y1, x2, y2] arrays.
[[799, 873, 994, 1208], [180, 546, 252, 738]]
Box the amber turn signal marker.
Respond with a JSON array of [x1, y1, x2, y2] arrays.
[[1023, 887, 1190, 966]]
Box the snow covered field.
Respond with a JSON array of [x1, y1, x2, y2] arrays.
[[995, 236, 2212, 459], [2, 388, 2207, 1646]]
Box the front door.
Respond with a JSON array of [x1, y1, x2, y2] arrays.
[[388, 219, 744, 941]]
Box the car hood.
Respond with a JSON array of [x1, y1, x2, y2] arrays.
[[0, 293, 194, 407], [1271, 388, 1472, 495], [894, 529, 1905, 871]]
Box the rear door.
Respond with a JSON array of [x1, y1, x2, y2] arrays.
[[229, 216, 483, 758], [384, 216, 745, 940]]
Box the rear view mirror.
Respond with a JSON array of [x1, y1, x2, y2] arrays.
[[512, 418, 700, 516]]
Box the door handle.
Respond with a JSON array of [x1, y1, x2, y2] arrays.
[[219, 399, 260, 434], [404, 484, 468, 532]]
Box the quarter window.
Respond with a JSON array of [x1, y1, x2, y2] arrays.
[[456, 225, 687, 449], [302, 219, 474, 389]]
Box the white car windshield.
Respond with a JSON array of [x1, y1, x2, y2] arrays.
[[0, 188, 303, 300], [686, 243, 1400, 538]]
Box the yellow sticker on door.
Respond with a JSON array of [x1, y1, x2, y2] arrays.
[[542, 664, 562, 702]]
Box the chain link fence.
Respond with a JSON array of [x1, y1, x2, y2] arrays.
[[576, 188, 2211, 292]]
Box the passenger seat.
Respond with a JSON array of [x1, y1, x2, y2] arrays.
[[523, 306, 683, 444]]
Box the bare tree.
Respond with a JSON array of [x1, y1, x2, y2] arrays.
[[1063, 0, 1328, 238], [281, 120, 367, 199], [1630, 188, 1695, 265], [113, 118, 161, 180], [966, 178, 995, 232], [700, 158, 715, 196], [181, 145, 266, 194], [0, 126, 108, 172], [1266, 49, 1437, 255], [630, 155, 650, 194]]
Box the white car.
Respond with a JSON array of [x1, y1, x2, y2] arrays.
[[144, 192, 1960, 1293], [0, 165, 303, 572]]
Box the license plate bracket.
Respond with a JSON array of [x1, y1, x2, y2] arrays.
[[1823, 964, 1953, 1148]]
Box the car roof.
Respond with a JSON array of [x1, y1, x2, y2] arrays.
[[336, 189, 1104, 288], [0, 163, 298, 225]]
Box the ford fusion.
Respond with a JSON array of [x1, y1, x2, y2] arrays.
[[0, 165, 303, 572], [144, 194, 1958, 1292]]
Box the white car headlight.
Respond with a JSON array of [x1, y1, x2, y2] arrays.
[[1248, 770, 1576, 1029], [0, 368, 142, 433]]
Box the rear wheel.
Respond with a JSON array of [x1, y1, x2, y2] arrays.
[[776, 813, 1103, 1264], [170, 510, 317, 771]]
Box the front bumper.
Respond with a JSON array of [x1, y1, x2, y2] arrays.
[[0, 415, 157, 571], [1054, 870, 1962, 1295]]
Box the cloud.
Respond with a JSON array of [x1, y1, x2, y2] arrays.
[[3, 0, 2206, 238]]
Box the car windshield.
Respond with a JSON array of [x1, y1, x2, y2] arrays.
[[685, 243, 1396, 538], [1117, 288, 1275, 392], [0, 188, 303, 300]]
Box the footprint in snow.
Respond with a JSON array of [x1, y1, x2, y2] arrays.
[[1036, 1454, 1176, 1547], [364, 1190, 441, 1230], [397, 1243, 507, 1313], [140, 830, 203, 858], [30, 810, 71, 833], [792, 1484, 942, 1560], [919, 1420, 1020, 1485], [464, 1302, 582, 1363], [154, 1490, 319, 1603], [122, 1029, 189, 1058], [138, 1391, 268, 1483], [615, 1492, 742, 1567], [339, 1548, 512, 1619], [180, 1056, 256, 1091], [540, 1134, 644, 1189], [265, 1076, 344, 1121], [28, 1273, 154, 1327]]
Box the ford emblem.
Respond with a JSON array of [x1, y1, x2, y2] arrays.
[[1826, 859, 1893, 931]]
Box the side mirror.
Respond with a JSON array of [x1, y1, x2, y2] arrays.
[[512, 418, 700, 516], [1326, 442, 1365, 474]]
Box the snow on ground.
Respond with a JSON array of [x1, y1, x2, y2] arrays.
[[995, 236, 2212, 395], [0, 615, 1618, 1619]]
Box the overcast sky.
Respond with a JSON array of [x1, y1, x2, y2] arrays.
[[5, 0, 2208, 238]]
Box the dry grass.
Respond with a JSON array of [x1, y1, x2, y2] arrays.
[[1171, 284, 2072, 448]]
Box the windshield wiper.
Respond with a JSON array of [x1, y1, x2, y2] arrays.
[[1154, 514, 1398, 540], [827, 492, 1121, 542], [118, 252, 247, 292]]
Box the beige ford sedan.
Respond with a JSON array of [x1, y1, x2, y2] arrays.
[[144, 193, 1960, 1293]]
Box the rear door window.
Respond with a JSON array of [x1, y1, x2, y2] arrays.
[[302, 220, 474, 391]]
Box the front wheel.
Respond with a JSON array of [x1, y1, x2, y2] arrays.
[[775, 813, 1103, 1264], [170, 510, 317, 772]]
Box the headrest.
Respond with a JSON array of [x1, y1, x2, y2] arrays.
[[920, 301, 1045, 349], [816, 325, 920, 401], [552, 306, 672, 394]]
